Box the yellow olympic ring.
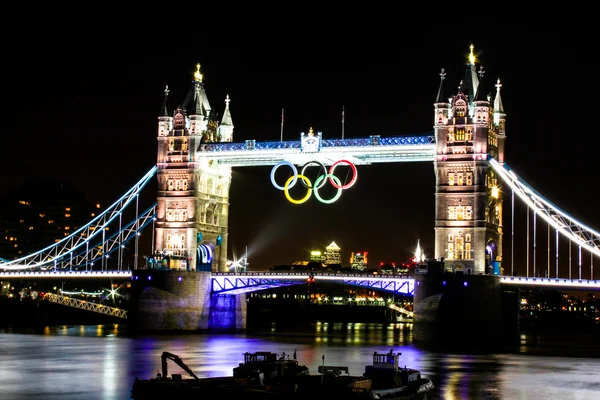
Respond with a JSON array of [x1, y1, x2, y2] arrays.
[[284, 175, 312, 204]]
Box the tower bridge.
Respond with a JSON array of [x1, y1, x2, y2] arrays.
[[1, 47, 599, 345]]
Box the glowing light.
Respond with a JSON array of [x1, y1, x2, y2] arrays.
[[468, 44, 476, 64], [491, 185, 500, 198], [414, 239, 426, 262], [193, 63, 203, 82]]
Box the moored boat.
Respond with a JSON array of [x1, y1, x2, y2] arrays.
[[131, 349, 434, 399]]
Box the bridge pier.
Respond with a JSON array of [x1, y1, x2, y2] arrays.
[[129, 270, 246, 332], [413, 261, 519, 349]]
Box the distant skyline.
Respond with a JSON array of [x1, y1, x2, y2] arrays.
[[7, 25, 598, 272]]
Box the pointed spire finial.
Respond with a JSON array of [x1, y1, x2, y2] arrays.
[[164, 85, 170, 96], [193, 63, 203, 82], [495, 78, 502, 91], [478, 65, 485, 79], [468, 44, 476, 65], [225, 94, 230, 105], [439, 68, 446, 81]]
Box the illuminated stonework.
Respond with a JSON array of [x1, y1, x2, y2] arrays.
[[154, 65, 234, 272], [433, 45, 505, 274]]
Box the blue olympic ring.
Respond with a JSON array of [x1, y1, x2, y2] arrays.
[[270, 160, 298, 190]]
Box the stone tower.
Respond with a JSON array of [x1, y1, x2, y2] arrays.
[[154, 64, 234, 272], [432, 45, 506, 275]]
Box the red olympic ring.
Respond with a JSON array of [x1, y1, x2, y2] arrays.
[[329, 159, 358, 189]]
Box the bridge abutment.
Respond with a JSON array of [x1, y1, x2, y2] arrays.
[[413, 262, 519, 348], [129, 270, 246, 332]]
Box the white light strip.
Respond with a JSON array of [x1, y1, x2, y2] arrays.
[[501, 276, 599, 289], [0, 271, 132, 279], [489, 158, 600, 257]]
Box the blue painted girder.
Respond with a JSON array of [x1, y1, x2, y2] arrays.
[[211, 272, 415, 295]]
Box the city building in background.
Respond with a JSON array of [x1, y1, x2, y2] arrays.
[[310, 250, 324, 263], [349, 251, 368, 271], [324, 241, 341, 265], [0, 178, 100, 261]]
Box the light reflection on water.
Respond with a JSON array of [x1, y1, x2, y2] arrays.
[[1, 322, 599, 400]]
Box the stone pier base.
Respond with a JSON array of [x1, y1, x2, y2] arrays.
[[129, 270, 246, 332], [413, 269, 514, 348]]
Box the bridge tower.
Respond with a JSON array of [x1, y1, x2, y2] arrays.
[[155, 64, 234, 272], [433, 45, 507, 275]]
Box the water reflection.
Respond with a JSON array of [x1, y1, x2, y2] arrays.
[[1, 322, 599, 400]]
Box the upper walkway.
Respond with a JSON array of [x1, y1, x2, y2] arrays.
[[198, 134, 435, 166]]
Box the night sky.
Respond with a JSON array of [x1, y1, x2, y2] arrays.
[[7, 20, 598, 272]]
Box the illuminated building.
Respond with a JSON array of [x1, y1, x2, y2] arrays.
[[324, 241, 341, 265], [349, 251, 368, 271], [433, 44, 505, 275], [310, 250, 324, 263]]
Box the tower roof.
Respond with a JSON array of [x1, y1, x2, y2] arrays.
[[326, 241, 340, 250], [183, 64, 211, 117]]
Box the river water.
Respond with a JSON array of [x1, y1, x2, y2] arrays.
[[1, 322, 599, 400]]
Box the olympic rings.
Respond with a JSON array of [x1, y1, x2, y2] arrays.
[[270, 159, 357, 204], [284, 175, 312, 204]]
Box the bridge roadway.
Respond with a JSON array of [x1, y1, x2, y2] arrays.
[[2, 270, 598, 294]]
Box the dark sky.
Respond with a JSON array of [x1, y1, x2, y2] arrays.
[[7, 19, 598, 271]]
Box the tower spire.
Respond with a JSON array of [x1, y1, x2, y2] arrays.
[[474, 65, 487, 101], [494, 79, 505, 114], [217, 94, 234, 142], [460, 44, 480, 115], [435, 68, 447, 103], [221, 94, 233, 126], [160, 85, 170, 116]]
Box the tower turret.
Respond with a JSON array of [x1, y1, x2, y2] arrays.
[[217, 94, 234, 142], [434, 68, 451, 127], [156, 86, 173, 164], [494, 79, 507, 164]]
